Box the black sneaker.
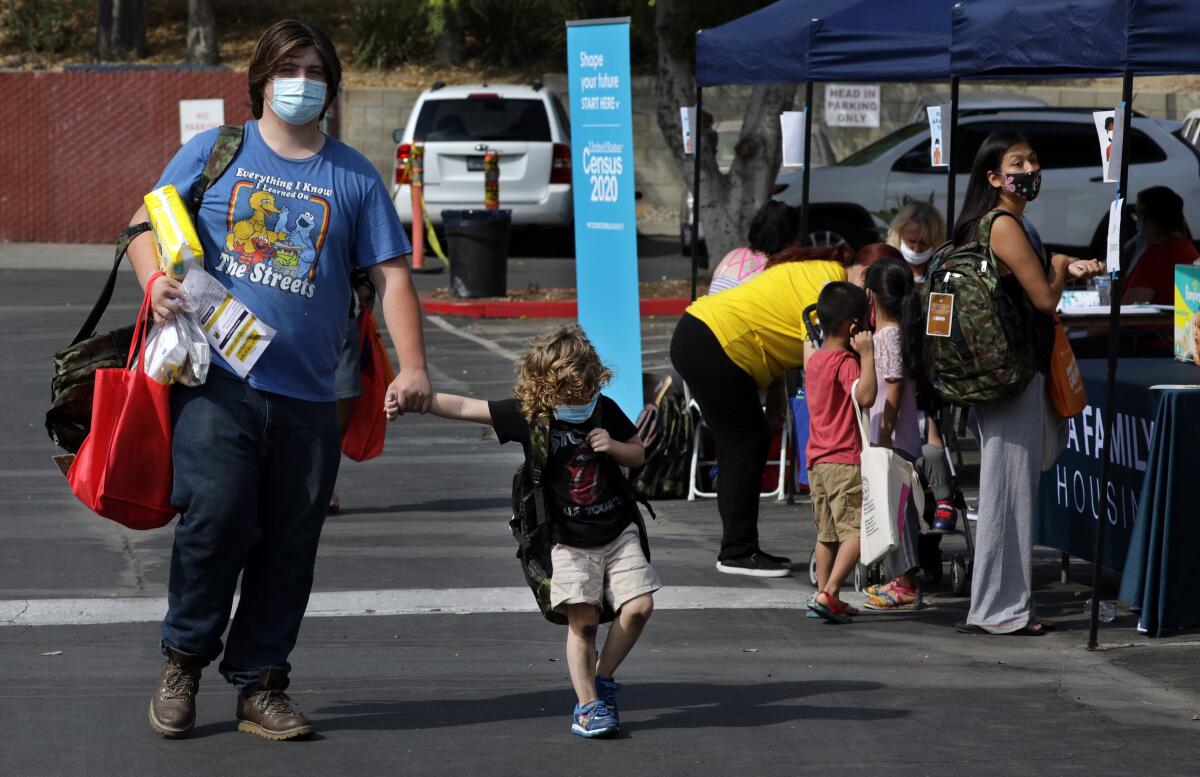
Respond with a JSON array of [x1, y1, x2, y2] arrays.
[[716, 554, 792, 578], [758, 550, 792, 565]]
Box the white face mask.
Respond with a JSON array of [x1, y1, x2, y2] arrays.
[[899, 241, 933, 266]]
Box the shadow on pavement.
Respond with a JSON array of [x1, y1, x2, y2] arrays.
[[310, 680, 903, 732], [337, 497, 514, 516]]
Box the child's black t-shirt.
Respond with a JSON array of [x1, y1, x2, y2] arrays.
[[489, 395, 639, 548]]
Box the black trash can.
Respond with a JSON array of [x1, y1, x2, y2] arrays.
[[441, 209, 511, 298]]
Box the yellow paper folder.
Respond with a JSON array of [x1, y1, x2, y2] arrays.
[[144, 185, 203, 280]]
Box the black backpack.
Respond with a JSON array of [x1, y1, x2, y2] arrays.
[[510, 405, 653, 626]]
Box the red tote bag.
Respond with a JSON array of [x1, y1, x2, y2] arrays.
[[341, 310, 395, 462], [67, 277, 175, 529]]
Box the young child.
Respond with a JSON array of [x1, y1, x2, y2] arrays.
[[861, 259, 924, 610], [387, 325, 659, 738], [805, 282, 876, 624]]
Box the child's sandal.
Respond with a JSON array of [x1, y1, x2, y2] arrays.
[[862, 580, 922, 611], [807, 590, 854, 624]]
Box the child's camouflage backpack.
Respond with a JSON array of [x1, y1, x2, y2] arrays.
[[510, 405, 652, 626], [918, 210, 1039, 406]]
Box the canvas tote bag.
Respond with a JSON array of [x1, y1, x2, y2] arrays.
[[852, 381, 924, 567]]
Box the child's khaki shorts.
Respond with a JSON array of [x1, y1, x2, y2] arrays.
[[808, 462, 862, 543], [550, 523, 660, 613]]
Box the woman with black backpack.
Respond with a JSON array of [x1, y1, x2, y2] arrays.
[[935, 130, 1104, 636]]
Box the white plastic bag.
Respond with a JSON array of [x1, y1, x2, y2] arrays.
[[143, 308, 210, 386], [852, 381, 925, 567]]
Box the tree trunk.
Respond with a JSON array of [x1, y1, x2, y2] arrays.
[[187, 0, 220, 66], [434, 4, 465, 67], [110, 0, 147, 59], [652, 0, 796, 265], [97, 0, 114, 60]]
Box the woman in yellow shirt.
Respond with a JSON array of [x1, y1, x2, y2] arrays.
[[671, 242, 848, 577]]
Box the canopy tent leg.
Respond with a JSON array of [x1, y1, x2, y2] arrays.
[[800, 81, 814, 244], [690, 85, 703, 301], [1087, 69, 1133, 651], [946, 76, 960, 232]]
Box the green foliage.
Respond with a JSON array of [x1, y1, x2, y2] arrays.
[[352, 0, 431, 68], [457, 0, 563, 68], [0, 0, 88, 53], [661, 0, 775, 64]]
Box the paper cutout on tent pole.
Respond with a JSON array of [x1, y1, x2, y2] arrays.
[[780, 109, 806, 168], [680, 106, 696, 156], [1106, 197, 1125, 274], [1093, 110, 1119, 183], [927, 103, 950, 167]]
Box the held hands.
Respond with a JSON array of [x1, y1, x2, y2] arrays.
[[150, 275, 184, 324], [383, 366, 432, 420]]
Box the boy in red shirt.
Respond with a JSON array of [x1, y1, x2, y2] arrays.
[[805, 282, 877, 623]]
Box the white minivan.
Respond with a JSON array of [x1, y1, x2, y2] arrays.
[[774, 108, 1200, 254], [391, 82, 573, 228]]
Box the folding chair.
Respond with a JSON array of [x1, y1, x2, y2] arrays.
[[683, 382, 790, 503]]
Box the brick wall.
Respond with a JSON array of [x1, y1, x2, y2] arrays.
[[0, 71, 252, 243]]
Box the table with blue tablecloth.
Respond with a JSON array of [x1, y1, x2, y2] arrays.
[[1036, 358, 1200, 636]]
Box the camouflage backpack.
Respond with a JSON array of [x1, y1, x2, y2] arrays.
[[917, 210, 1041, 407], [632, 388, 692, 500], [510, 405, 653, 626], [46, 125, 244, 453]]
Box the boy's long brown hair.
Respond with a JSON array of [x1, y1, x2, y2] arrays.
[[247, 20, 341, 121], [514, 325, 612, 421]]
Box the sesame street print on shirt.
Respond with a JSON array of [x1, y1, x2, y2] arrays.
[[213, 171, 332, 299], [155, 120, 412, 402]]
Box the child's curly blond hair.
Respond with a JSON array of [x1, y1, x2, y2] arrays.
[[514, 325, 612, 420]]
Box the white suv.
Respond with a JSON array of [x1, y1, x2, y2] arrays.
[[391, 82, 573, 228], [774, 108, 1200, 254]]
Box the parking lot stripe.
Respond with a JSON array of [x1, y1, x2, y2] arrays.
[[426, 314, 520, 361], [0, 586, 813, 627]]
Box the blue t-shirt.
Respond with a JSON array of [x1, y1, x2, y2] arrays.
[[155, 121, 412, 401]]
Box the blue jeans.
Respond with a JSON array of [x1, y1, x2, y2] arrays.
[[161, 368, 339, 692]]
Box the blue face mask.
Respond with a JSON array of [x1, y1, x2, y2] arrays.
[[269, 77, 327, 125], [554, 394, 599, 424]]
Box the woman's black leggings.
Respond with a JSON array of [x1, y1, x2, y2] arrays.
[[670, 313, 770, 561]]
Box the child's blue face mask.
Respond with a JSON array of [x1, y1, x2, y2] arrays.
[[554, 393, 598, 423]]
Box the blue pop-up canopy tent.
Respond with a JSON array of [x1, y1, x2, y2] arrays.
[[692, 0, 958, 297], [695, 0, 1200, 646], [950, 0, 1200, 648], [952, 0, 1200, 79]]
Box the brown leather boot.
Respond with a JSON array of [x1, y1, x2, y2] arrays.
[[236, 667, 314, 741], [148, 647, 203, 738]]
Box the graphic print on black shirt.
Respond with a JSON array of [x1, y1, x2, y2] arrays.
[[489, 395, 638, 548]]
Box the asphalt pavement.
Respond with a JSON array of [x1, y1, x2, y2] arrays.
[[1, 244, 1198, 776]]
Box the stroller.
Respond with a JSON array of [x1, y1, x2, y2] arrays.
[[798, 304, 975, 596]]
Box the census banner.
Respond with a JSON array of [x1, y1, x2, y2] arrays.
[[566, 18, 642, 418]]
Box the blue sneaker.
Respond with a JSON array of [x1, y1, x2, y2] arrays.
[[571, 700, 618, 738], [595, 675, 623, 723]]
